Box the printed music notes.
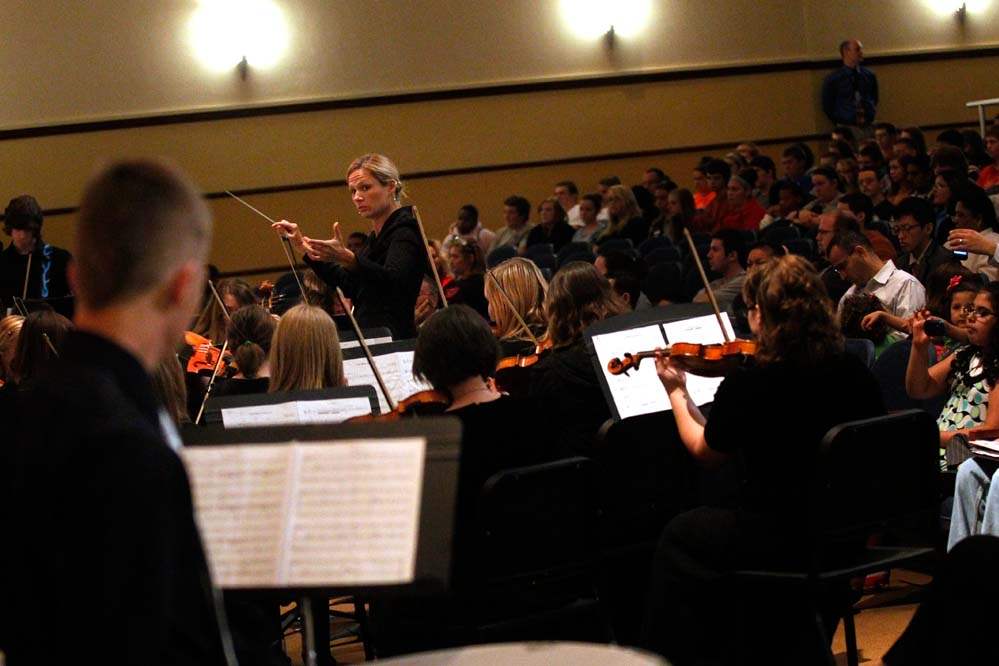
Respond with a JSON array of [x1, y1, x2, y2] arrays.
[[343, 350, 431, 414], [221, 398, 375, 429], [181, 438, 426, 588]]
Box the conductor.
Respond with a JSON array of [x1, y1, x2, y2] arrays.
[[273, 154, 427, 338]]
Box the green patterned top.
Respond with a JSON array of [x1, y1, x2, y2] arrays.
[[938, 353, 991, 432]]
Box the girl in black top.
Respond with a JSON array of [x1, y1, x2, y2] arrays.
[[213, 304, 276, 398], [443, 237, 490, 321], [273, 154, 427, 339], [484, 257, 548, 358]]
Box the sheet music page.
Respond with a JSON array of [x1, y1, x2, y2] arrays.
[[181, 445, 293, 588], [590, 324, 669, 419], [295, 398, 375, 424], [341, 336, 393, 350], [661, 313, 735, 407], [222, 402, 299, 428], [343, 352, 432, 413], [281, 438, 426, 586]]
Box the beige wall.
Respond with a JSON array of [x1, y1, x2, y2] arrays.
[[3, 2, 998, 276]]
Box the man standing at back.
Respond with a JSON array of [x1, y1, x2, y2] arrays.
[[822, 39, 878, 130], [2, 160, 229, 665]]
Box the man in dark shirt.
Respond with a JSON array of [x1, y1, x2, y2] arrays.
[[822, 39, 878, 128], [893, 197, 957, 286], [0, 195, 73, 316], [2, 160, 230, 665]]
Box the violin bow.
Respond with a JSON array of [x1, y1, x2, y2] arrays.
[[21, 252, 32, 301], [207, 279, 232, 322], [412, 206, 449, 308], [224, 190, 310, 306], [12, 296, 28, 317], [333, 285, 397, 412], [41, 333, 59, 359], [195, 338, 230, 425], [682, 228, 732, 344], [485, 269, 539, 347]]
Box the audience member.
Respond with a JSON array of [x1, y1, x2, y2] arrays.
[[874, 122, 898, 160], [525, 197, 575, 253], [447, 204, 496, 257], [493, 195, 534, 253], [858, 168, 895, 221], [719, 170, 765, 231], [892, 197, 957, 286], [977, 125, 999, 192], [444, 238, 490, 320], [829, 231, 926, 319], [595, 184, 649, 247], [702, 158, 732, 230], [554, 180, 583, 228], [822, 39, 878, 127], [693, 229, 747, 306], [571, 193, 607, 245], [692, 162, 716, 210]]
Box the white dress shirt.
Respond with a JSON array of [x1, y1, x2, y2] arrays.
[[839, 259, 926, 320]]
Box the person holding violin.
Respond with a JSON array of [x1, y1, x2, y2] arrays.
[[484, 257, 549, 357], [529, 261, 628, 456], [213, 304, 276, 397], [272, 153, 428, 339], [642, 255, 885, 664], [268, 303, 346, 392]]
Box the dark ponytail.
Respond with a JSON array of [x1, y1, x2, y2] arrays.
[[226, 305, 276, 379]]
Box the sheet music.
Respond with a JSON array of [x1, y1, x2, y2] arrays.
[[340, 336, 393, 350], [969, 438, 999, 459], [591, 324, 670, 420], [661, 313, 735, 408], [182, 446, 293, 587], [182, 437, 427, 588], [343, 351, 432, 413], [282, 438, 426, 586], [221, 398, 374, 428]]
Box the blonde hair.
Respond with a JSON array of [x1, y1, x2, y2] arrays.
[[269, 304, 345, 392], [0, 315, 25, 379], [485, 258, 549, 341], [598, 184, 642, 241], [346, 154, 405, 202]]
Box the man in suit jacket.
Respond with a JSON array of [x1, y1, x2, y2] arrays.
[[893, 197, 958, 287]]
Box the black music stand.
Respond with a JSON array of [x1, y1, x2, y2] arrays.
[[184, 418, 462, 666], [341, 337, 415, 361]]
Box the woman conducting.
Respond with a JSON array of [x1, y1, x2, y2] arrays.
[[272, 154, 428, 339]]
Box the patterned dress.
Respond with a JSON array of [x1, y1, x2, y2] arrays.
[[939, 352, 991, 469]]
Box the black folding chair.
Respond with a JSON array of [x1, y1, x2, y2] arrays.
[[732, 409, 940, 666]]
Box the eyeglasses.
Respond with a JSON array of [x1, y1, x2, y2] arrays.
[[965, 307, 996, 319], [892, 223, 923, 235], [831, 257, 850, 275]]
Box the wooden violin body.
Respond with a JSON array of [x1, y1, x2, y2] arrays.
[[183, 331, 235, 377], [607, 339, 757, 378], [346, 389, 451, 422], [493, 338, 553, 395]]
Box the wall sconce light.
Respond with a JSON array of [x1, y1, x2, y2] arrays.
[[188, 0, 290, 75], [924, 0, 991, 18], [559, 0, 652, 41]]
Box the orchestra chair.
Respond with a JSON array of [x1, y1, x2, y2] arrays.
[[731, 409, 939, 666], [843, 337, 876, 369], [593, 413, 701, 645], [468, 457, 613, 644]]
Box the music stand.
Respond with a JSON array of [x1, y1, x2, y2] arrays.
[[183, 418, 462, 666]]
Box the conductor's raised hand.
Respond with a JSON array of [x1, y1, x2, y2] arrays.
[[302, 223, 356, 267], [272, 220, 307, 254], [655, 350, 687, 394]]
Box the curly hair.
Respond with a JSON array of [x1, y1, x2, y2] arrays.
[[951, 283, 999, 387], [545, 262, 627, 348], [750, 255, 844, 366], [839, 293, 889, 345]]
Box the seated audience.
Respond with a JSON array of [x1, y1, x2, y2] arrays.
[[794, 166, 843, 229], [525, 197, 575, 253], [571, 193, 607, 245], [693, 229, 747, 306], [701, 158, 731, 230], [749, 155, 778, 210], [718, 170, 765, 231], [951, 185, 999, 281], [268, 304, 345, 392], [892, 197, 956, 285], [858, 167, 895, 222], [492, 195, 534, 253], [837, 193, 897, 260], [692, 162, 716, 210], [875, 122, 898, 160], [447, 204, 496, 257], [746, 241, 785, 269], [554, 180, 583, 228], [444, 238, 490, 320], [828, 231, 926, 319], [595, 185, 649, 247], [888, 157, 914, 206], [977, 125, 999, 192]]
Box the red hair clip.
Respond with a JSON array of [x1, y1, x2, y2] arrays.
[[947, 275, 963, 293]]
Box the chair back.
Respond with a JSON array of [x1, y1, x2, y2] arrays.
[[638, 236, 673, 256], [871, 338, 945, 414], [816, 409, 940, 548], [844, 337, 876, 368], [475, 457, 595, 582]]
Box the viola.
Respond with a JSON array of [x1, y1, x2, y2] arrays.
[[608, 339, 757, 378], [346, 389, 451, 422], [494, 337, 553, 395], [183, 331, 235, 377]]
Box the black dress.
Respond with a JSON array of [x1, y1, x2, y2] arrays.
[[529, 340, 611, 457], [443, 272, 490, 321], [525, 220, 576, 253], [306, 206, 427, 339], [642, 353, 885, 664], [213, 376, 270, 397], [1, 331, 227, 665]]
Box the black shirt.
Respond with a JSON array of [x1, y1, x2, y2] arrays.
[[596, 217, 650, 248], [444, 273, 489, 321], [525, 220, 575, 253], [213, 376, 270, 397], [529, 340, 610, 457], [704, 352, 884, 516], [1, 331, 226, 665], [0, 241, 73, 316], [307, 206, 427, 339], [873, 199, 896, 223]]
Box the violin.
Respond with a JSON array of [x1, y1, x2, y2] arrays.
[[183, 331, 235, 377], [345, 389, 451, 422], [494, 338, 553, 395], [608, 339, 757, 378]]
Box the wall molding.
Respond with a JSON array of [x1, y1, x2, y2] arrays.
[[2, 44, 998, 142], [1, 119, 979, 228]]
